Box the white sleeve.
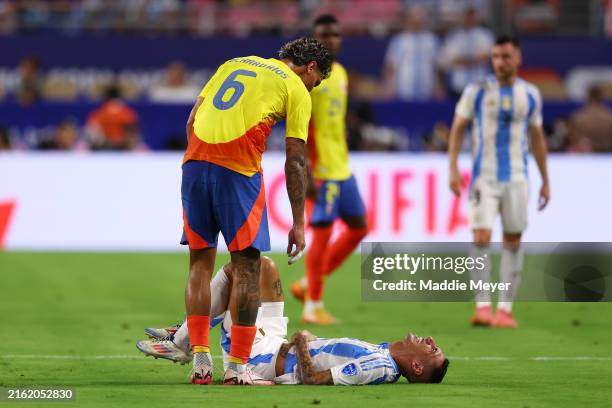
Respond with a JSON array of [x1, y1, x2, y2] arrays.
[[455, 83, 479, 119], [528, 86, 543, 127], [329, 355, 395, 386]]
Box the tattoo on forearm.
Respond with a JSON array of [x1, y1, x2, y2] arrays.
[[295, 336, 313, 380], [278, 342, 293, 359], [285, 140, 306, 221], [294, 335, 332, 385], [285, 158, 306, 213], [273, 279, 283, 297]]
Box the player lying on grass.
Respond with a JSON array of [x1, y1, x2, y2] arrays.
[[137, 257, 450, 385]]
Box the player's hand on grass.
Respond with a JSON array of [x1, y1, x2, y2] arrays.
[[287, 223, 306, 264], [449, 166, 462, 196], [538, 181, 550, 211]]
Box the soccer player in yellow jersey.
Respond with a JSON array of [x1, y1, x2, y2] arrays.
[[291, 15, 369, 325], [180, 38, 332, 385]]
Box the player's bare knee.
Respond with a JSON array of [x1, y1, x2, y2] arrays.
[[231, 247, 261, 274], [503, 233, 521, 251], [187, 248, 215, 281], [260, 256, 280, 282], [259, 256, 284, 302], [473, 230, 492, 247]]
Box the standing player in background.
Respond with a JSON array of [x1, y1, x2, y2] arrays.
[[181, 38, 331, 385], [290, 15, 369, 325], [448, 35, 550, 328]]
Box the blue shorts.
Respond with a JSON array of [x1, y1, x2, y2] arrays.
[[180, 160, 270, 252], [310, 175, 366, 225]]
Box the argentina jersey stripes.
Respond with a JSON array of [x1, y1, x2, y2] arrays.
[[456, 75, 543, 184]]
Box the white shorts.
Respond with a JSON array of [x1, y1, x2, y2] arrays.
[[469, 178, 528, 233], [221, 311, 288, 381]]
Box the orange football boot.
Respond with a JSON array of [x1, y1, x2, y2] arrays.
[[492, 309, 518, 328], [470, 305, 493, 327]]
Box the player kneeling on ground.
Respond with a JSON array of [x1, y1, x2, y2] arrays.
[[137, 257, 449, 385]]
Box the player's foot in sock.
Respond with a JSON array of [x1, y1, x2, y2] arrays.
[[144, 322, 182, 339], [290, 280, 306, 303], [302, 307, 338, 325], [135, 335, 192, 364], [492, 309, 518, 328], [190, 352, 214, 385], [222, 365, 274, 385], [470, 305, 493, 326]]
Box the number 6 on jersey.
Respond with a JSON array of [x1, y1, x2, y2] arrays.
[[213, 69, 257, 110]]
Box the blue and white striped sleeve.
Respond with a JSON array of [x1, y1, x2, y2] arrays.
[[330, 355, 396, 386], [527, 85, 543, 127], [455, 83, 479, 119]]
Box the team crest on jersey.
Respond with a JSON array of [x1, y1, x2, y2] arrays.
[[342, 363, 358, 376], [502, 95, 512, 110]]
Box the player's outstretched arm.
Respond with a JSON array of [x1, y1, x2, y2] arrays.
[[448, 115, 470, 196], [291, 331, 333, 385], [285, 137, 307, 261], [529, 125, 550, 210]]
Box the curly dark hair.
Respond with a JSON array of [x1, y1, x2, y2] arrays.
[[278, 37, 332, 79]]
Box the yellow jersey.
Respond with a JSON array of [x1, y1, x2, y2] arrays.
[[307, 62, 351, 181], [185, 56, 312, 176]]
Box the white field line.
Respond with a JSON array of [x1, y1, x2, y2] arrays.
[[2, 354, 612, 362], [1, 354, 221, 360]]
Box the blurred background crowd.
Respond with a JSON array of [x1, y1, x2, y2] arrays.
[[0, 0, 611, 153]]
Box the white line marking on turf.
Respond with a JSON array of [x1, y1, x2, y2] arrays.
[[3, 355, 612, 362], [448, 356, 513, 361], [531, 356, 612, 361], [1, 355, 223, 360]]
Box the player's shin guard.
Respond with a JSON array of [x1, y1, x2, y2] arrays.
[[323, 226, 368, 276], [470, 245, 492, 306], [228, 324, 257, 369], [306, 226, 333, 302], [497, 247, 524, 312], [187, 315, 210, 352], [187, 315, 212, 368]]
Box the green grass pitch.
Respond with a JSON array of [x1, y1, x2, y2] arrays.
[[1, 252, 611, 407]]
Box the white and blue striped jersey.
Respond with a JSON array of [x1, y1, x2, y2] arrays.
[[277, 337, 401, 385], [385, 31, 440, 101], [456, 76, 543, 183]]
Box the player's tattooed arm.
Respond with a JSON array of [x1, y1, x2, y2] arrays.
[[291, 331, 333, 385], [305, 153, 318, 200], [186, 97, 204, 138], [277, 342, 294, 359], [285, 137, 307, 258]]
